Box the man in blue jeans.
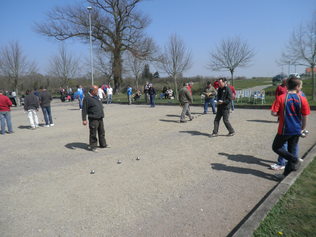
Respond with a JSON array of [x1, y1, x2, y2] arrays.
[[0, 90, 13, 135], [39, 87, 54, 127], [203, 81, 217, 114]]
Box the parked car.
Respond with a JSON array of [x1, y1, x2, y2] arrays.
[[272, 73, 287, 85], [289, 73, 300, 79]]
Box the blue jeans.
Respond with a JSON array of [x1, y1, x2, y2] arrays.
[[277, 142, 298, 166], [107, 94, 112, 104], [204, 98, 216, 114], [42, 106, 53, 125], [79, 97, 84, 109], [231, 100, 235, 111], [150, 94, 155, 107], [0, 111, 13, 134]]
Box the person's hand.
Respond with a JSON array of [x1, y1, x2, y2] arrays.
[[82, 120, 87, 126]]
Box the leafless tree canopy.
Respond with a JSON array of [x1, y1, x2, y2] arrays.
[[283, 16, 316, 100], [35, 0, 155, 92], [0, 41, 37, 95], [48, 44, 80, 87], [209, 37, 255, 84], [159, 34, 192, 98], [126, 51, 145, 89]]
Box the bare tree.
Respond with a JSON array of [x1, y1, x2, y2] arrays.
[[35, 0, 154, 93], [94, 50, 112, 83], [126, 51, 145, 89], [48, 44, 79, 87], [283, 16, 316, 100], [208, 37, 255, 85], [0, 41, 37, 96], [159, 34, 192, 99]]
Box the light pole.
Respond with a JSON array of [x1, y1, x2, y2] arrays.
[[87, 6, 94, 85]]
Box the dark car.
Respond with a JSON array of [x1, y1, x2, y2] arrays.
[[272, 74, 287, 85]]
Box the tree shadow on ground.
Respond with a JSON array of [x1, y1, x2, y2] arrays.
[[68, 108, 80, 111], [191, 112, 204, 115], [218, 152, 274, 168], [180, 130, 210, 137], [210, 163, 277, 181], [159, 119, 179, 123], [65, 142, 89, 150], [247, 119, 277, 124]]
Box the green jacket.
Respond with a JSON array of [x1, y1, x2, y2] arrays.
[[179, 87, 193, 104], [203, 86, 217, 99]]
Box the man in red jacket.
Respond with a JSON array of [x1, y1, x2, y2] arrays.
[[0, 90, 13, 135], [275, 78, 287, 98]]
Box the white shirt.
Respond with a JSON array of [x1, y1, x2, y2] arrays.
[[107, 87, 113, 95], [98, 88, 105, 99]]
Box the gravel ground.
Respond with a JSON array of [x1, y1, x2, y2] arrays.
[[0, 101, 315, 237]]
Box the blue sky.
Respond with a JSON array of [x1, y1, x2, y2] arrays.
[[0, 0, 315, 78]]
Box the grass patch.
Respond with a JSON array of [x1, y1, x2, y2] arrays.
[[253, 157, 316, 237]]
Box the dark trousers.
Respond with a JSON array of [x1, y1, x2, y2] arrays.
[[272, 134, 299, 176], [42, 106, 53, 125], [89, 118, 106, 148], [150, 94, 155, 107], [213, 107, 234, 134]]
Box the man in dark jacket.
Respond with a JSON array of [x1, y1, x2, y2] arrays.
[[82, 85, 108, 151], [148, 83, 156, 107], [179, 83, 193, 123], [39, 87, 54, 127], [211, 78, 235, 137], [24, 90, 40, 129]]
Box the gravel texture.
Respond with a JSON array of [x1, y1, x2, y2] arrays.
[[0, 101, 315, 237]]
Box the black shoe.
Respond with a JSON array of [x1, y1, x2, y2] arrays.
[[88, 146, 97, 152], [100, 144, 110, 148], [189, 117, 194, 121], [180, 120, 187, 123], [228, 132, 235, 136], [293, 159, 302, 171]]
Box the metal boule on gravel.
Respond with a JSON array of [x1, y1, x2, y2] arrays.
[[117, 160, 122, 164], [136, 156, 140, 160], [90, 170, 95, 174]]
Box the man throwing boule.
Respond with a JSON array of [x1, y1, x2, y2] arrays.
[[82, 85, 109, 151]]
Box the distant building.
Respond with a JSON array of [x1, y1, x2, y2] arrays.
[[305, 67, 316, 76]]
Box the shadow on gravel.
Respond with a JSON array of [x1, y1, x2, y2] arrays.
[[191, 112, 204, 115], [68, 108, 80, 111], [247, 119, 277, 123], [218, 152, 274, 168], [65, 142, 89, 150], [18, 125, 31, 129], [166, 114, 180, 118], [159, 119, 179, 123], [180, 130, 210, 137], [210, 163, 277, 181]]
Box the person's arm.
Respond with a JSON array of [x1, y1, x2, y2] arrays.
[[301, 116, 307, 130], [223, 87, 232, 104], [271, 97, 280, 116], [82, 98, 88, 125]]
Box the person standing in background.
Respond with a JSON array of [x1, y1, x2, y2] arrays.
[[24, 89, 40, 129], [39, 87, 54, 127], [0, 90, 13, 135]]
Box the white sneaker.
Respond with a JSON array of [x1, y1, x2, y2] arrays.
[[50, 124, 55, 127], [44, 125, 50, 128], [270, 164, 285, 170], [298, 158, 303, 162]]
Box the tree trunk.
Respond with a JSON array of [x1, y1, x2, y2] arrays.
[[173, 75, 178, 100], [230, 69, 234, 86], [312, 65, 315, 101], [135, 75, 139, 90], [112, 49, 122, 94]]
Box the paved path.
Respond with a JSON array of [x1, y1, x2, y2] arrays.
[[0, 102, 315, 236]]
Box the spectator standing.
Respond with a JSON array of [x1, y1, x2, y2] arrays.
[[271, 76, 310, 180], [228, 82, 236, 112], [275, 78, 287, 99], [11, 91, 17, 106], [148, 83, 156, 107], [74, 85, 85, 110], [24, 90, 40, 129], [179, 83, 193, 123], [213, 80, 220, 90], [107, 85, 113, 104], [39, 87, 54, 127], [203, 81, 217, 114], [98, 86, 106, 102], [144, 82, 150, 103], [211, 78, 235, 137], [127, 85, 133, 105], [82, 85, 108, 152], [0, 90, 13, 135]]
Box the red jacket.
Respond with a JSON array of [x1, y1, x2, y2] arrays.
[[275, 85, 287, 99], [186, 85, 193, 95], [0, 94, 13, 112], [228, 85, 236, 100]]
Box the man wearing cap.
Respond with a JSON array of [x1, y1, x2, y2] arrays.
[[82, 85, 109, 151]]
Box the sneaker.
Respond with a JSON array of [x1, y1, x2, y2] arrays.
[[270, 164, 285, 170], [210, 133, 218, 137], [88, 146, 97, 152], [189, 117, 194, 121], [298, 158, 304, 162], [100, 144, 110, 148], [274, 174, 285, 181], [44, 125, 50, 128], [180, 120, 187, 123], [50, 124, 55, 127], [293, 159, 302, 171], [227, 132, 235, 136]]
